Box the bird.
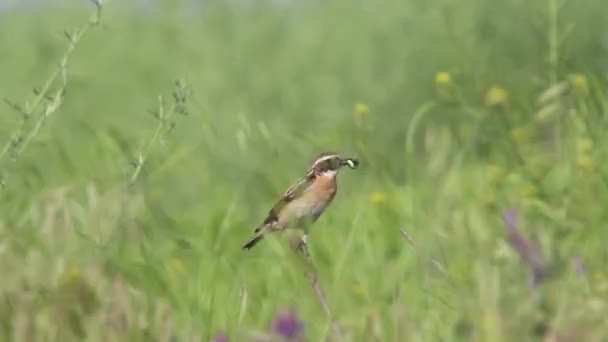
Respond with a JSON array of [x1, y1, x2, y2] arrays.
[[242, 152, 359, 250]]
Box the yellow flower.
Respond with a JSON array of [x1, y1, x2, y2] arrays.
[[434, 71, 453, 100], [354, 102, 369, 122], [64, 265, 82, 283], [351, 284, 367, 300], [510, 127, 529, 146], [569, 73, 589, 95], [434, 71, 452, 87], [484, 85, 509, 107], [369, 191, 387, 205]]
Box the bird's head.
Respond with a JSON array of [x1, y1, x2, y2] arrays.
[[307, 152, 359, 177]]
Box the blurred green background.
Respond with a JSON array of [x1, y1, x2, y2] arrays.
[[1, 0, 607, 340]]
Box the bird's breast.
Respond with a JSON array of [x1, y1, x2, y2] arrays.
[[310, 173, 337, 200], [277, 174, 337, 227]]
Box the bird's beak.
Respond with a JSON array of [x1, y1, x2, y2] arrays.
[[341, 157, 359, 169]]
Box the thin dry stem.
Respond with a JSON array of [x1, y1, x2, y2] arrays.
[[128, 80, 189, 185], [0, 0, 103, 188], [399, 227, 457, 289], [292, 237, 344, 341]]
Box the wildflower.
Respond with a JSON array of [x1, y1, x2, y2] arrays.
[[569, 73, 589, 95], [271, 310, 305, 339], [369, 191, 387, 205], [484, 85, 509, 107], [354, 102, 369, 126], [63, 264, 82, 284], [502, 209, 545, 286], [434, 71, 453, 99], [434, 71, 452, 87], [351, 284, 367, 300]]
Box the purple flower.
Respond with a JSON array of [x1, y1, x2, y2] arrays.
[[503, 208, 518, 230], [503, 209, 532, 263], [502, 208, 546, 286], [271, 310, 305, 339], [210, 333, 228, 342]]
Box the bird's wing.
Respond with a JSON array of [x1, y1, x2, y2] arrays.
[[261, 175, 314, 226]]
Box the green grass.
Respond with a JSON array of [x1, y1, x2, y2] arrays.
[[1, 0, 608, 340]]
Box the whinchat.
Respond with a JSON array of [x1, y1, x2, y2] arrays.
[[242, 152, 359, 250]]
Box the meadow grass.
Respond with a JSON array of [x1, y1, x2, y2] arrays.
[[1, 0, 608, 340]]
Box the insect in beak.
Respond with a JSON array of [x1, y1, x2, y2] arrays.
[[342, 158, 359, 169]]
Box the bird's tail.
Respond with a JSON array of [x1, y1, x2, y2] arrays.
[[242, 227, 265, 250]]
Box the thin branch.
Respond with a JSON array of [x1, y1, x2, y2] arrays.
[[291, 236, 344, 341], [0, 0, 104, 187], [128, 80, 190, 185], [399, 227, 457, 289]]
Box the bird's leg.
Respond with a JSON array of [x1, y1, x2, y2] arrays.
[[298, 232, 311, 261], [285, 229, 309, 257]]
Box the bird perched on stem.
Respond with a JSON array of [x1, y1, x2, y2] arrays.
[[242, 152, 359, 250]]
